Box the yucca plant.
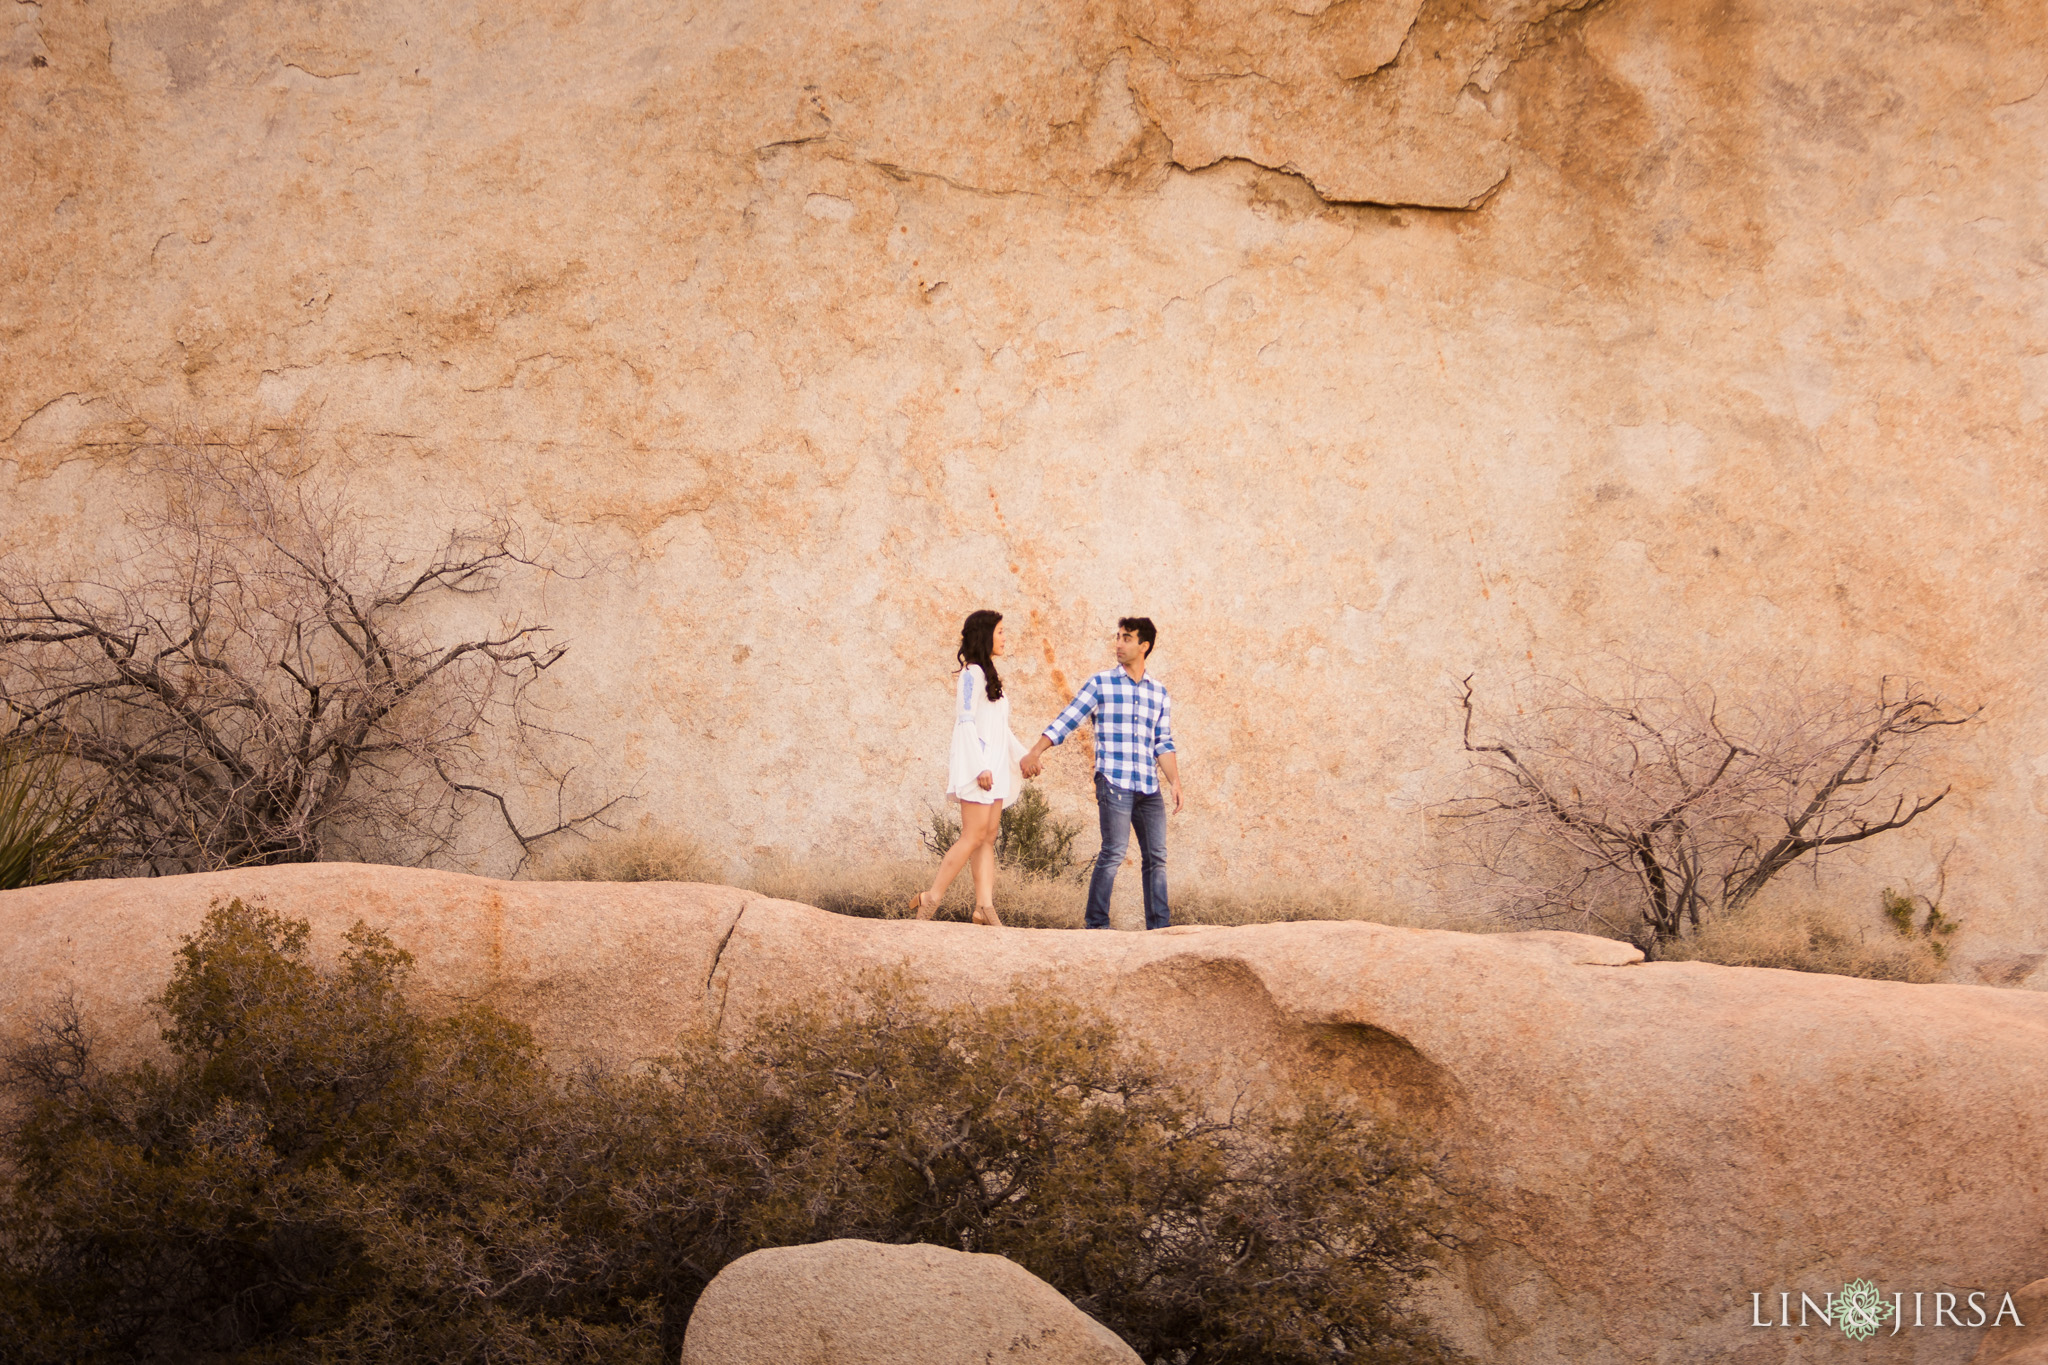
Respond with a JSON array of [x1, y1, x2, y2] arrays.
[[0, 741, 99, 889]]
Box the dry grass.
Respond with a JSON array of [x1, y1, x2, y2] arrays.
[[532, 827, 719, 885], [1167, 881, 1436, 929], [746, 857, 1085, 928], [527, 833, 1945, 983], [531, 830, 1456, 931], [1659, 901, 1948, 982], [744, 856, 1427, 932]]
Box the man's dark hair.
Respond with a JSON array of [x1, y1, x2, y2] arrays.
[[1119, 616, 1157, 658]]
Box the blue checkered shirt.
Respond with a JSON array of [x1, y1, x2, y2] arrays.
[[1043, 668, 1176, 794]]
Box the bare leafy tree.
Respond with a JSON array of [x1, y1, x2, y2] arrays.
[[1439, 666, 1974, 952], [0, 434, 623, 875]]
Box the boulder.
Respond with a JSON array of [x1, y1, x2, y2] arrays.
[[679, 1240, 1139, 1365], [4, 864, 2046, 1364], [10, 0, 2048, 957], [0, 863, 747, 1073]]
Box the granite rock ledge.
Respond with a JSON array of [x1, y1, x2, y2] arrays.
[[2, 865, 2042, 1363]]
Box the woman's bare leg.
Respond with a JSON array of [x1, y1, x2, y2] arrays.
[[920, 799, 1001, 918], [970, 800, 1003, 925]]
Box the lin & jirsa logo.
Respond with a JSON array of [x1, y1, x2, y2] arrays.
[[1751, 1279, 2025, 1339]]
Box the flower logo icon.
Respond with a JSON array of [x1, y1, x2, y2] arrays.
[[1836, 1279, 1896, 1341]]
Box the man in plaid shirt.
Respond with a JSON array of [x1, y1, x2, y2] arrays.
[[1021, 617, 1182, 929]]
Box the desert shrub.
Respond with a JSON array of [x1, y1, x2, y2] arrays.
[[1, 900, 1469, 1365], [533, 826, 716, 883], [0, 435, 619, 874], [0, 741, 99, 889], [920, 786, 1082, 881], [993, 785, 1082, 879], [1443, 666, 1972, 953], [632, 978, 1467, 1365], [0, 899, 656, 1365], [1880, 885, 1960, 962]]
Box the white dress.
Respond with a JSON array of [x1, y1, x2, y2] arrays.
[[948, 664, 1027, 806]]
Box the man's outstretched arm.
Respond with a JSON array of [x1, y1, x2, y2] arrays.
[[1022, 678, 1097, 778]]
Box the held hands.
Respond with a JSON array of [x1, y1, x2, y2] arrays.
[[977, 770, 993, 791], [1020, 754, 1042, 779]]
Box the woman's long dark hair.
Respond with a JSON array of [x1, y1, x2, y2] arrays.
[[957, 610, 1003, 702]]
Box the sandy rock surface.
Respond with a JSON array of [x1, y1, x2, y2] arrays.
[[3, 864, 2044, 1362], [0, 863, 749, 1071], [1971, 1279, 2048, 1365], [680, 1239, 1141, 1365], [4, 0, 2046, 958]]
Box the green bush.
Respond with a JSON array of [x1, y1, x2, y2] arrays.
[[0, 898, 656, 1365], [1880, 885, 1960, 962], [0, 742, 98, 889], [643, 979, 1466, 1365], [920, 786, 1082, 881], [1, 899, 1468, 1365]]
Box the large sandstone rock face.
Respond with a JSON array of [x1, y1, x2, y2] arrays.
[[3, 0, 2046, 954], [680, 1240, 1141, 1365], [3, 865, 2044, 1362]]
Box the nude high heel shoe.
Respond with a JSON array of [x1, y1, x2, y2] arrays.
[[972, 904, 1003, 927]]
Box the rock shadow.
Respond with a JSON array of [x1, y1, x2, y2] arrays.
[[1119, 954, 1466, 1125]]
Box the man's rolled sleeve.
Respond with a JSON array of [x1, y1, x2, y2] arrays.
[[1153, 694, 1176, 756], [1043, 678, 1099, 745]]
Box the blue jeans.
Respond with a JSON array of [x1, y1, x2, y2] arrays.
[[1085, 773, 1169, 930]]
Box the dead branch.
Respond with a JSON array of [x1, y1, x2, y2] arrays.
[[0, 432, 623, 875], [1438, 665, 1975, 951]]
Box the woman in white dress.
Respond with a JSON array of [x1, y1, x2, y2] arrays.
[[908, 609, 1026, 926]]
